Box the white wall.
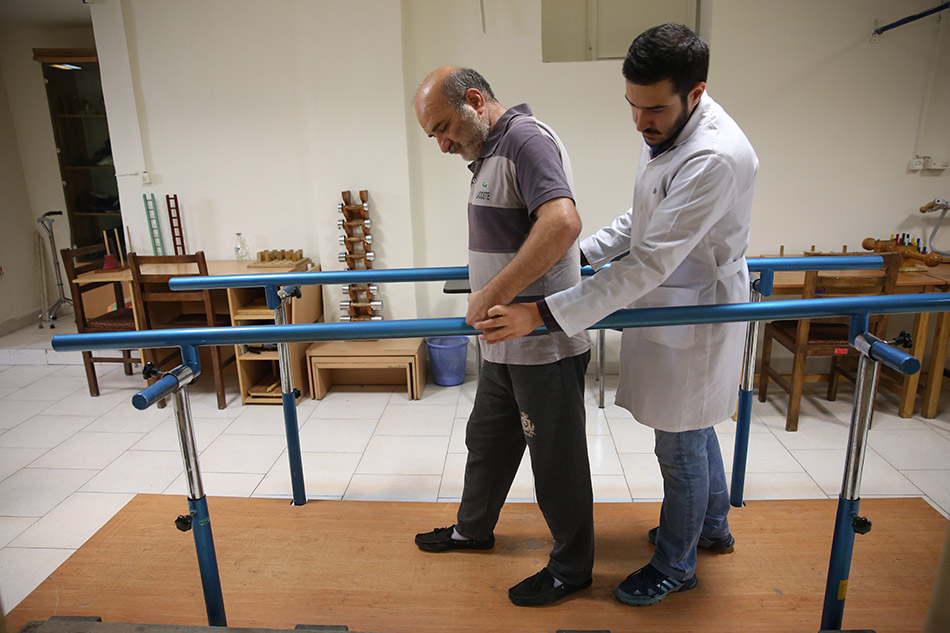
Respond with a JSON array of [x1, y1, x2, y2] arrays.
[[90, 0, 417, 321], [708, 0, 950, 257], [0, 25, 97, 332], [401, 0, 949, 370], [0, 61, 41, 334], [401, 0, 635, 366], [9, 0, 941, 366]]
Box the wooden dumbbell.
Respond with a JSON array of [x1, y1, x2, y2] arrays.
[[861, 237, 942, 267]]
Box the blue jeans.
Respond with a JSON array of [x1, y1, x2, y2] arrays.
[[650, 426, 731, 581]]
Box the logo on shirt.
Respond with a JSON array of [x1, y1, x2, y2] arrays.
[[476, 181, 491, 201]]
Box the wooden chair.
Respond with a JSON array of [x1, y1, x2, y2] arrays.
[[129, 251, 233, 409], [61, 244, 139, 396], [758, 253, 900, 431]]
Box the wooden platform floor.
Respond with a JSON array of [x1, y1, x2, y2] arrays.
[[7, 495, 947, 633]]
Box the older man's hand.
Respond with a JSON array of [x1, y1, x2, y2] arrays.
[[474, 303, 544, 344]]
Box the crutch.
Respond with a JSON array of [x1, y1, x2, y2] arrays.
[[37, 210, 72, 328]]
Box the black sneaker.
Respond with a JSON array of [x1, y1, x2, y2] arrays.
[[614, 563, 697, 606], [648, 526, 735, 554], [414, 525, 494, 552], [508, 568, 592, 606]]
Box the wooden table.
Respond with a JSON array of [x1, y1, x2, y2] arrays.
[[73, 260, 309, 328], [769, 268, 946, 418], [73, 260, 307, 284], [916, 263, 950, 417], [73, 259, 321, 405]]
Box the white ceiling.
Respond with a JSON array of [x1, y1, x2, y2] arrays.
[[0, 0, 92, 28]]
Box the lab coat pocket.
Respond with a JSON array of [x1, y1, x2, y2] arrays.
[[641, 287, 700, 350]]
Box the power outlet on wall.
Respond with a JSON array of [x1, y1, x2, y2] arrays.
[[908, 156, 926, 171]]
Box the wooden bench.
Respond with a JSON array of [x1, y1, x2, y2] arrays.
[[306, 338, 426, 400]]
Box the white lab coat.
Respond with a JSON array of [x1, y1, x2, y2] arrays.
[[547, 93, 758, 432]]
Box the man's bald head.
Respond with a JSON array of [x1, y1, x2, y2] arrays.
[[416, 66, 496, 115], [414, 66, 500, 161]]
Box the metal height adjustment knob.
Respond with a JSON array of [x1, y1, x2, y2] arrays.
[[175, 514, 193, 532], [889, 331, 912, 349], [851, 515, 872, 535], [142, 362, 161, 379]]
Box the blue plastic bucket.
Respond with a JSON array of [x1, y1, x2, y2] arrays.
[[426, 336, 468, 386]]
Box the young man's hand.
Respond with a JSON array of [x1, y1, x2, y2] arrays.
[[474, 303, 544, 344]]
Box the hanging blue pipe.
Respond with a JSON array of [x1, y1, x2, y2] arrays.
[[872, 2, 950, 36]]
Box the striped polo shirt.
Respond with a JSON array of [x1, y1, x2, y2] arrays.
[[467, 103, 591, 365]]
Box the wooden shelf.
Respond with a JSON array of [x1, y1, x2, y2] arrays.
[[233, 297, 273, 319], [226, 268, 322, 404], [238, 351, 278, 361]]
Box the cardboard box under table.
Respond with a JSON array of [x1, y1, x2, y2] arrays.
[[306, 337, 426, 399]]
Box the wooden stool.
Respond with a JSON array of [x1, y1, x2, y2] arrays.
[[307, 338, 426, 400]]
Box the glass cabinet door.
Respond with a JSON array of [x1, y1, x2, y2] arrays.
[[36, 51, 122, 250]]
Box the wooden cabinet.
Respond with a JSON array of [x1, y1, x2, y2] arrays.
[[35, 49, 121, 250], [227, 273, 323, 405]]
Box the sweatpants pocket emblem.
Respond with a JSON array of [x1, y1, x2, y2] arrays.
[[520, 411, 536, 438]]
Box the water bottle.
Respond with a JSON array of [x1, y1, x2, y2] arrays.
[[234, 232, 249, 261]]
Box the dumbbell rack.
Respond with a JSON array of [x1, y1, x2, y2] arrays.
[[337, 190, 382, 321]]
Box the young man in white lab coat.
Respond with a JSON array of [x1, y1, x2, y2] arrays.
[[477, 24, 759, 606]]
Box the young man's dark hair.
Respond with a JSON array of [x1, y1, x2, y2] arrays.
[[622, 23, 709, 101], [441, 67, 497, 110]]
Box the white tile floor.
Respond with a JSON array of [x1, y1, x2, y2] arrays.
[[0, 321, 949, 616]]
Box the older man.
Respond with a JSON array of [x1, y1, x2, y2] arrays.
[[413, 66, 593, 607]]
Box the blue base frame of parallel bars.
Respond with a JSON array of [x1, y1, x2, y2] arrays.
[[52, 256, 941, 630]]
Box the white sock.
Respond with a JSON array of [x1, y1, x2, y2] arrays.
[[451, 527, 467, 540]]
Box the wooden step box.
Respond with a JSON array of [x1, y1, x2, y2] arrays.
[[307, 337, 426, 400]]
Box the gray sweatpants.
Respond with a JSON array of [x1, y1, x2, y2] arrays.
[[456, 351, 593, 585]]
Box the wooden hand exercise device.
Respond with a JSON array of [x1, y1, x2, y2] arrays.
[[248, 249, 310, 268], [338, 190, 382, 321], [862, 236, 942, 270]]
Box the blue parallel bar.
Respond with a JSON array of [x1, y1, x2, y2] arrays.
[[283, 391, 305, 506], [165, 255, 885, 513], [169, 265, 471, 291], [730, 389, 754, 508], [820, 496, 861, 630], [133, 373, 179, 410], [52, 293, 950, 353], [746, 255, 882, 273], [189, 495, 227, 626], [864, 333, 921, 373], [168, 256, 884, 291]]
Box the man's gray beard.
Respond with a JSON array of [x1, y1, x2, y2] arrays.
[[454, 105, 490, 160]]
